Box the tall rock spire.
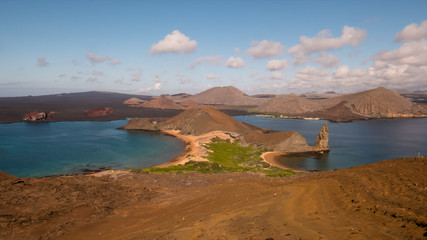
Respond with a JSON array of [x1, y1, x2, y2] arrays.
[[313, 122, 329, 152]]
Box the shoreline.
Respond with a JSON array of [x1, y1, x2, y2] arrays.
[[261, 151, 305, 172]]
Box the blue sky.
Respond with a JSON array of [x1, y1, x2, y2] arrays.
[[1, 0, 427, 97]]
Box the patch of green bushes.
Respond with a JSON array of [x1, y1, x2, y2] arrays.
[[129, 137, 294, 177]]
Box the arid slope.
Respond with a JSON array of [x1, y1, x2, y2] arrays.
[[1, 157, 425, 239]]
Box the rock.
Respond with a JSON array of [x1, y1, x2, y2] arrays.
[[23, 111, 53, 121], [313, 122, 329, 152], [85, 107, 114, 116], [123, 97, 145, 105]]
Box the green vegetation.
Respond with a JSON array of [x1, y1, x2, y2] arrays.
[[129, 137, 294, 177]]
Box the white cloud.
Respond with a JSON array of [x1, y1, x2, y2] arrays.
[[258, 71, 284, 81], [206, 74, 220, 79], [188, 55, 221, 69], [86, 52, 111, 64], [395, 20, 427, 42], [139, 82, 163, 93], [130, 70, 142, 81], [313, 52, 340, 68], [150, 30, 197, 54], [374, 39, 427, 66], [288, 26, 366, 65], [246, 40, 285, 59], [295, 66, 329, 81], [226, 56, 245, 68], [37, 57, 49, 67], [266, 59, 288, 71], [333, 65, 366, 78]]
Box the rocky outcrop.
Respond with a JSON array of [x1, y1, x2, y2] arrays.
[[23, 111, 54, 121], [187, 86, 268, 106], [85, 107, 114, 116], [313, 122, 329, 152]]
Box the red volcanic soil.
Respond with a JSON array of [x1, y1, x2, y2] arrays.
[[85, 107, 114, 116], [136, 97, 184, 109], [1, 157, 425, 239]]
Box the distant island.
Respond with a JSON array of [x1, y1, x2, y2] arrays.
[[0, 86, 426, 123], [120, 106, 329, 174]]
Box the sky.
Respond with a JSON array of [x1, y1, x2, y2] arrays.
[[1, 0, 427, 97]]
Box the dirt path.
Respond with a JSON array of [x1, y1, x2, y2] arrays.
[[1, 157, 426, 240]]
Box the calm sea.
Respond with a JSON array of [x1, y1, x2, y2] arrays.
[[235, 116, 427, 171], [0, 120, 185, 177], [1, 117, 426, 176]]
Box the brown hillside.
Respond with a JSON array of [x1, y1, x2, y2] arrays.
[[256, 94, 337, 114], [335, 87, 426, 117], [122, 106, 317, 152], [137, 97, 184, 110], [187, 86, 267, 106], [123, 97, 145, 105]]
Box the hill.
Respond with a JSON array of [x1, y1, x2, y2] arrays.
[[137, 97, 184, 110], [121, 106, 326, 152], [337, 87, 426, 117], [186, 86, 267, 106], [257, 87, 426, 120]]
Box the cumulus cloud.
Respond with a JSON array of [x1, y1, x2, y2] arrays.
[[258, 71, 284, 81], [266, 59, 288, 71], [37, 58, 49, 67], [333, 65, 366, 78], [150, 30, 197, 54], [188, 55, 221, 69], [130, 70, 142, 81], [395, 20, 427, 42], [139, 82, 162, 93], [313, 52, 340, 68], [226, 56, 245, 68], [295, 66, 329, 81], [206, 74, 220, 79], [374, 39, 427, 66], [86, 52, 111, 64], [246, 40, 285, 59], [288, 26, 366, 65]]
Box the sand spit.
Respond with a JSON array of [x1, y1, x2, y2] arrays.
[[1, 157, 425, 239]]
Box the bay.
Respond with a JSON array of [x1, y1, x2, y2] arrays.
[[235, 116, 427, 171], [0, 120, 185, 177]]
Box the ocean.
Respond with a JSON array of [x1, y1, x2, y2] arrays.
[[0, 120, 185, 177], [235, 116, 427, 170], [1, 117, 426, 176]]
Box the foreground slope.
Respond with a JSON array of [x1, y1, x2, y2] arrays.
[[1, 157, 425, 239]]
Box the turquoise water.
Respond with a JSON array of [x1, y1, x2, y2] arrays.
[[0, 120, 185, 177], [235, 116, 427, 171]]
